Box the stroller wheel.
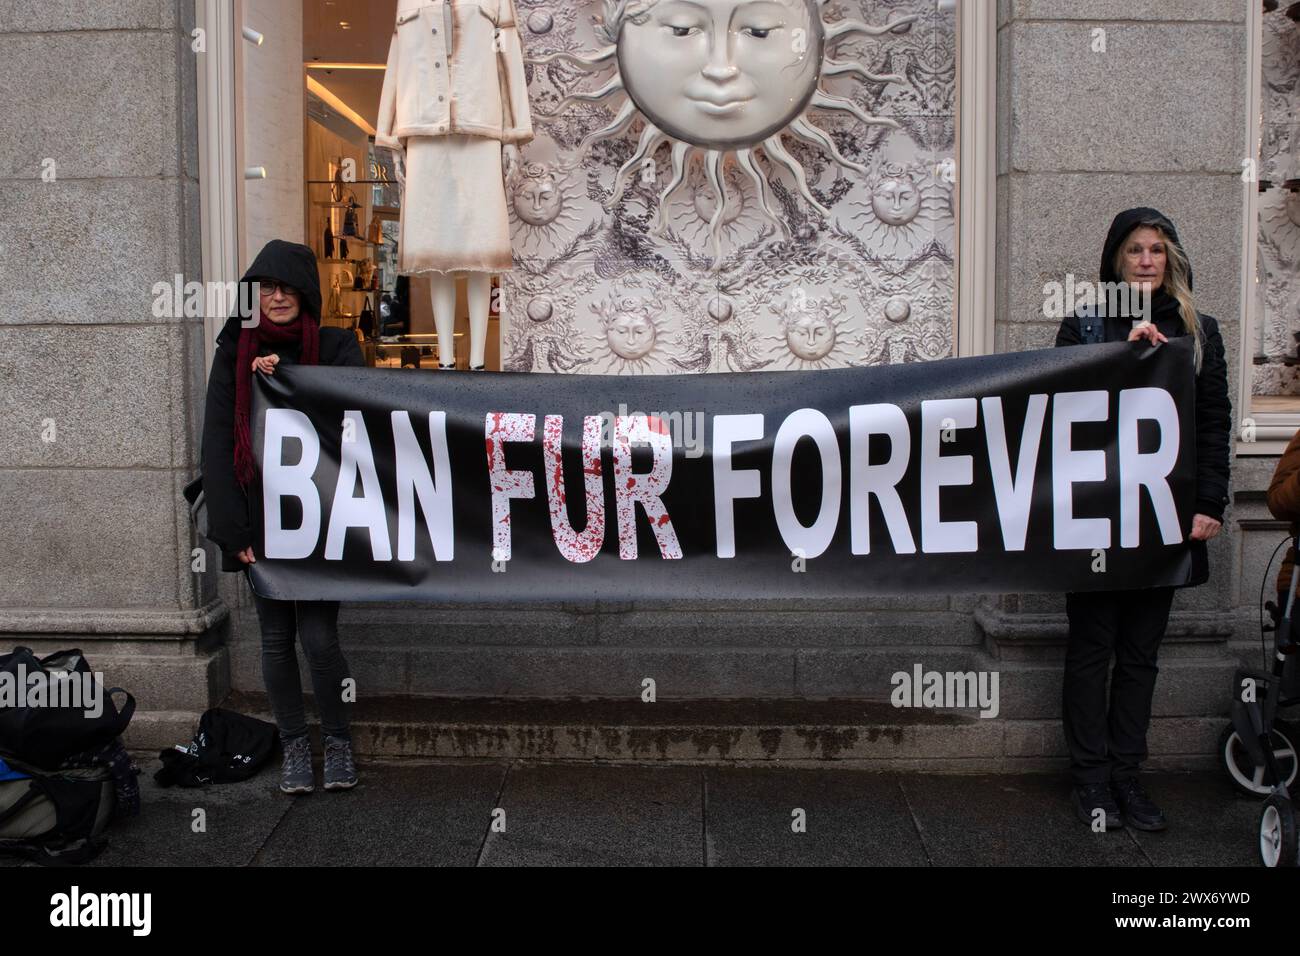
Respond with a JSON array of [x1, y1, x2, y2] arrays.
[[1260, 793, 1298, 867], [1219, 720, 1300, 797]]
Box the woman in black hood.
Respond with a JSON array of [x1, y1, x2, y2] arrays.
[[200, 240, 365, 796], [1054, 208, 1232, 832]]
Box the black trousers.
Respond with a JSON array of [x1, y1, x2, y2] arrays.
[[1062, 587, 1176, 785], [248, 581, 353, 741]]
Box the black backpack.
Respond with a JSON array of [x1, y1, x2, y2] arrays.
[[0, 754, 115, 865], [0, 647, 135, 769], [155, 708, 278, 787]]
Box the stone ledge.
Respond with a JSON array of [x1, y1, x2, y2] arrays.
[[0, 598, 228, 635], [974, 604, 1239, 644], [204, 693, 1225, 771]]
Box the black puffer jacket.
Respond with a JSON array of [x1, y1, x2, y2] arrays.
[[1054, 207, 1232, 587], [200, 241, 365, 572]]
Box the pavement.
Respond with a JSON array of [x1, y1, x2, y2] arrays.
[[0, 759, 1269, 867]]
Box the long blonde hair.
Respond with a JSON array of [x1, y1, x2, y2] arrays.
[[1114, 222, 1203, 373]]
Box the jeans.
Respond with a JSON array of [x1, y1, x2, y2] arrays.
[[1062, 587, 1176, 785], [249, 581, 353, 741]]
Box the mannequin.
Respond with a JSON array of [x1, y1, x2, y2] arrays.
[[375, 0, 533, 371], [388, 146, 519, 370]]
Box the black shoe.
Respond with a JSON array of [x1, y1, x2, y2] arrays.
[[1072, 782, 1123, 831], [469, 364, 486, 372], [1112, 776, 1167, 831]]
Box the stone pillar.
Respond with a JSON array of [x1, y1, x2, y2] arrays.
[[985, 0, 1252, 761], [0, 1, 227, 748]]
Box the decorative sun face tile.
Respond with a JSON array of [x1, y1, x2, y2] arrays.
[[760, 284, 864, 369], [588, 291, 673, 373], [844, 157, 948, 259], [508, 162, 589, 258]]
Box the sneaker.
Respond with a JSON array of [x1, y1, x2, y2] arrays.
[[1072, 782, 1123, 831], [323, 735, 358, 791], [1112, 776, 1168, 831], [279, 735, 314, 795]]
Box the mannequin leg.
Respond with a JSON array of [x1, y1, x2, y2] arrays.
[[430, 273, 457, 368], [466, 272, 492, 370]]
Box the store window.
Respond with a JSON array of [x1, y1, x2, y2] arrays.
[[198, 0, 987, 377]]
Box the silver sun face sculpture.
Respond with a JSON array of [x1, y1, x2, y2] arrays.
[[849, 159, 948, 259], [533, 0, 918, 270], [507, 161, 585, 257], [764, 288, 858, 369], [591, 293, 670, 373]]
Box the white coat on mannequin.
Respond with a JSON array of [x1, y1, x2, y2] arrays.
[[376, 0, 533, 369]]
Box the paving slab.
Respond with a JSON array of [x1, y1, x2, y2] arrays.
[[704, 768, 928, 866], [0, 763, 1269, 868], [86, 760, 291, 868], [901, 773, 1153, 866], [478, 763, 703, 866], [253, 761, 508, 867], [1125, 773, 1265, 868]]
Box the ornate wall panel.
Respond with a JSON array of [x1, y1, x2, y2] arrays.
[[1254, 10, 1300, 396], [502, 0, 957, 374]]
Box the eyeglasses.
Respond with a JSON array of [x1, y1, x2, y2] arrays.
[[256, 280, 300, 298]]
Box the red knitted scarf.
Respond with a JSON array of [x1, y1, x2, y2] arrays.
[[234, 310, 320, 488]]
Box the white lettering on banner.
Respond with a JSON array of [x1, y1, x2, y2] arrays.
[[612, 414, 683, 560], [262, 409, 321, 559], [848, 403, 916, 556], [392, 410, 454, 561], [920, 398, 979, 553], [771, 409, 841, 559], [257, 387, 1184, 563], [713, 413, 765, 559], [1118, 388, 1183, 547], [1053, 391, 1112, 550], [486, 412, 537, 562], [544, 414, 605, 563], [981, 394, 1048, 551], [326, 411, 391, 560]]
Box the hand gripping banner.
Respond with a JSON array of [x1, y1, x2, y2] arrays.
[[247, 337, 1197, 602]]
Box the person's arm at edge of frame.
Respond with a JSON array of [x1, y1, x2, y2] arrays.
[[200, 341, 255, 566]]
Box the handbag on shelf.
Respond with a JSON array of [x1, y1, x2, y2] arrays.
[[342, 195, 359, 238]]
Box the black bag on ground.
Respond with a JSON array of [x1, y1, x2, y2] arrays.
[[0, 754, 115, 866], [154, 708, 278, 787], [0, 647, 135, 770]]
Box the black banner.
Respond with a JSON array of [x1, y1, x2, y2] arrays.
[[247, 337, 1197, 601]]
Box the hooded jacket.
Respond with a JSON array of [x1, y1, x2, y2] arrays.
[[200, 241, 364, 572], [1054, 207, 1232, 588], [375, 0, 533, 149]]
